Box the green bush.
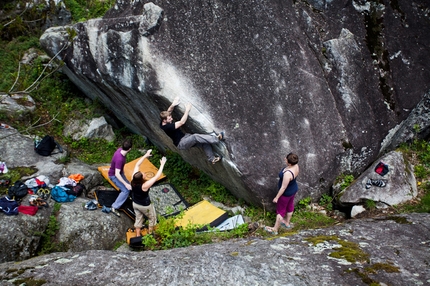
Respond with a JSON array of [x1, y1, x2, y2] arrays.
[[297, 197, 312, 210], [337, 174, 355, 191], [319, 194, 333, 211], [64, 0, 116, 22]]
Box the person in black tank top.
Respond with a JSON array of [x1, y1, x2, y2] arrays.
[[131, 150, 167, 236], [264, 153, 300, 235]]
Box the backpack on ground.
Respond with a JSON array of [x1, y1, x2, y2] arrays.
[[51, 186, 76, 203], [126, 228, 144, 249], [64, 183, 86, 197], [8, 180, 28, 201], [34, 135, 63, 156]]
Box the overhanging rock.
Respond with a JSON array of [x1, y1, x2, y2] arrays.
[[39, 0, 430, 207]]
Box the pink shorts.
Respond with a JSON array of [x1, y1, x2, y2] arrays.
[[276, 194, 296, 217]]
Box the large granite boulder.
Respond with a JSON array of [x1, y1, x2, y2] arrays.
[[0, 213, 428, 285], [39, 0, 430, 208]]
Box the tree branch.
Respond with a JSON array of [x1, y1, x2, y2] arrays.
[[0, 113, 61, 140], [9, 62, 21, 93]]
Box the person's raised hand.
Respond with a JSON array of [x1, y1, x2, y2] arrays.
[[160, 156, 167, 165], [145, 149, 152, 157], [185, 102, 192, 111], [172, 96, 180, 106]]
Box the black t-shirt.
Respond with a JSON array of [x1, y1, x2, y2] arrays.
[[160, 122, 185, 146], [131, 184, 151, 206]]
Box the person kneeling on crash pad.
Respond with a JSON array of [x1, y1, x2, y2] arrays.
[[131, 149, 167, 236], [108, 139, 132, 217]]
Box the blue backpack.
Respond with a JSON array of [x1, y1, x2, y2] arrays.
[[51, 186, 76, 202]]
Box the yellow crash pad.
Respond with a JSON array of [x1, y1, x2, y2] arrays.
[[98, 157, 166, 190], [175, 200, 229, 230]]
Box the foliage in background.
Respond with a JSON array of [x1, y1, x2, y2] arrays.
[[319, 194, 333, 211], [398, 139, 430, 213], [336, 174, 355, 191], [64, 0, 116, 22]]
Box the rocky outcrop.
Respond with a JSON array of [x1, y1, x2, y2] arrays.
[[338, 150, 417, 207], [63, 116, 115, 142], [1, 213, 428, 285], [39, 0, 430, 209], [0, 127, 120, 263], [0, 93, 36, 118]]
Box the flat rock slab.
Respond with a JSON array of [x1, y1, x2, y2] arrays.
[[0, 213, 428, 285]]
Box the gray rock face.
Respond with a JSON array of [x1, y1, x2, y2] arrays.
[[0, 93, 36, 118], [56, 197, 131, 252], [0, 128, 64, 185], [0, 213, 428, 285], [0, 196, 132, 263], [63, 116, 115, 142], [39, 0, 430, 208], [0, 205, 51, 263], [339, 151, 417, 206]]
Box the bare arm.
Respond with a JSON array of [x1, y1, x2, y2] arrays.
[[132, 149, 152, 176], [273, 170, 292, 203], [167, 96, 180, 113], [142, 157, 167, 190], [175, 102, 192, 129], [115, 168, 131, 190]]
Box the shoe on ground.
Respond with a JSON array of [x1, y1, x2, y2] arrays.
[[365, 179, 372, 189], [281, 222, 292, 229], [84, 201, 97, 210], [264, 226, 278, 235], [371, 179, 386, 187], [111, 207, 121, 217]]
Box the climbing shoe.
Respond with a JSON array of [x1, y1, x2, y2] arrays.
[[371, 179, 386, 187]]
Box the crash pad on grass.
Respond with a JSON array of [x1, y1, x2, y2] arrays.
[[175, 200, 229, 231], [97, 157, 166, 191]]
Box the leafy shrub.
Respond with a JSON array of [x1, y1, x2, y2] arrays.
[[64, 0, 116, 22], [365, 199, 376, 210], [297, 197, 312, 210], [337, 174, 355, 191], [319, 194, 333, 211]]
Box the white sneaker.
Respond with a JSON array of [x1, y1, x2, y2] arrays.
[[111, 208, 121, 217]]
